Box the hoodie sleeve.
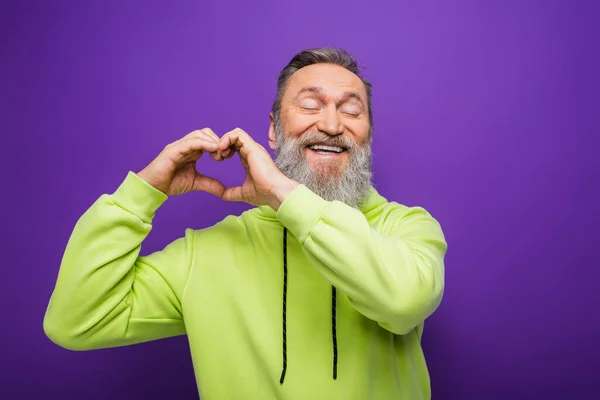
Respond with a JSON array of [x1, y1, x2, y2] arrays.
[[43, 172, 194, 350], [276, 184, 447, 335]]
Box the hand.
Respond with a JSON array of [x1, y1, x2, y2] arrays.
[[136, 129, 226, 196], [218, 128, 299, 210]]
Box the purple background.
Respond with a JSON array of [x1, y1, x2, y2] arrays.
[[2, 0, 598, 398]]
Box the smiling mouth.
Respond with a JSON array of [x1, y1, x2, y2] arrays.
[[306, 144, 348, 154]]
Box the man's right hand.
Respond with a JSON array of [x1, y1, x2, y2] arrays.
[[136, 128, 229, 197]]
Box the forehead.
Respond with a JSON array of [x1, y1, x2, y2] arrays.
[[283, 63, 367, 101]]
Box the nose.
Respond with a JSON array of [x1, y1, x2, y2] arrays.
[[316, 104, 344, 136]]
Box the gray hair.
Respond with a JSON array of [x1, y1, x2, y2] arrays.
[[271, 47, 373, 135]]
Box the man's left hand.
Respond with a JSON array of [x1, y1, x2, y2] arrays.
[[218, 128, 299, 211]]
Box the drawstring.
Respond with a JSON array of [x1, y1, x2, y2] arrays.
[[332, 286, 338, 379], [280, 228, 288, 384], [280, 227, 338, 384]]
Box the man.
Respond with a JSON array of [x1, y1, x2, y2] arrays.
[[44, 47, 447, 399]]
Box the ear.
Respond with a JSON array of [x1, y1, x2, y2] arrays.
[[268, 113, 277, 150]]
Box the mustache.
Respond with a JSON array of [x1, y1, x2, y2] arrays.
[[293, 131, 356, 149]]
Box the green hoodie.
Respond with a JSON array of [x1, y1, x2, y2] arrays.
[[44, 171, 447, 399]]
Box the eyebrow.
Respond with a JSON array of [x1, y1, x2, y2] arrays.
[[295, 86, 365, 108]]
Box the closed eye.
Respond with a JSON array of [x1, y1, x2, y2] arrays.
[[299, 98, 321, 110], [341, 105, 361, 116]]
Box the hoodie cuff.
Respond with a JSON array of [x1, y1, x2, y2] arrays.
[[111, 171, 169, 223], [276, 184, 329, 243]]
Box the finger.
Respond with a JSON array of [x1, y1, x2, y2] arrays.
[[183, 129, 223, 160], [218, 134, 233, 151], [168, 137, 218, 163], [221, 147, 235, 160], [183, 128, 217, 142], [181, 137, 219, 153], [219, 128, 256, 159], [216, 135, 236, 161], [219, 128, 253, 150], [240, 155, 250, 171], [198, 129, 224, 161], [209, 151, 224, 162], [218, 144, 247, 168], [192, 172, 226, 197], [221, 186, 244, 202], [200, 128, 220, 143], [201, 129, 225, 161]]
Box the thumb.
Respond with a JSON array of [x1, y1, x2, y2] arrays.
[[192, 172, 226, 197], [221, 186, 244, 203]]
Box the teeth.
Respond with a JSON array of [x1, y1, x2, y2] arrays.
[[309, 145, 344, 153]]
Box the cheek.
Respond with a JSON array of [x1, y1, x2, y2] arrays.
[[345, 120, 371, 144], [283, 110, 319, 135]]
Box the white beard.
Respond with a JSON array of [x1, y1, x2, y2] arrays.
[[273, 122, 373, 208]]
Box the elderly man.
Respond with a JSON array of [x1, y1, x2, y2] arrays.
[[44, 47, 447, 399]]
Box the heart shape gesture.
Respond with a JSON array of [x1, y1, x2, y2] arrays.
[[136, 128, 298, 211], [217, 128, 298, 210]]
